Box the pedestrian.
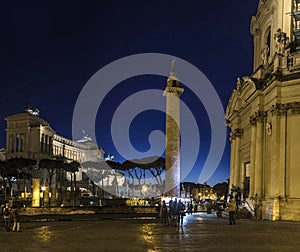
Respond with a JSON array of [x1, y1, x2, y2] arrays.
[[3, 203, 11, 231], [227, 195, 236, 225], [171, 198, 178, 226], [193, 202, 197, 213], [160, 200, 168, 226], [0, 202, 5, 228], [177, 200, 185, 226], [187, 203, 192, 215], [12, 208, 21, 232], [235, 192, 241, 210]]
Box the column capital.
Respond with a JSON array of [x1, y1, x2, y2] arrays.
[[250, 110, 266, 125], [230, 128, 243, 140]]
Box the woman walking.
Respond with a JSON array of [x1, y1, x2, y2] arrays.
[[12, 208, 21, 232], [227, 195, 236, 225]]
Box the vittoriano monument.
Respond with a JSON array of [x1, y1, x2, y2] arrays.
[[163, 60, 184, 197]]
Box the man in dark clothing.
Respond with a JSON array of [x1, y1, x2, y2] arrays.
[[177, 200, 185, 225]]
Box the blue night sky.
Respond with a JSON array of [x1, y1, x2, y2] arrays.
[[0, 0, 259, 186]]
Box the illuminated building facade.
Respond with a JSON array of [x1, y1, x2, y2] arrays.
[[192, 185, 217, 201], [226, 0, 300, 220], [5, 109, 104, 162], [4, 108, 105, 187]]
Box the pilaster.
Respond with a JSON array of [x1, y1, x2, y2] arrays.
[[229, 134, 236, 191], [250, 111, 266, 198], [250, 121, 257, 198], [229, 128, 243, 190]]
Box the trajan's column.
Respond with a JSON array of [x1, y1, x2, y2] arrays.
[[163, 60, 184, 197]]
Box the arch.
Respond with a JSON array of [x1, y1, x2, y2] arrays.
[[239, 77, 258, 103], [225, 90, 240, 120]]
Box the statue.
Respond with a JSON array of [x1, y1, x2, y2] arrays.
[[274, 28, 289, 55], [170, 58, 176, 76], [261, 44, 269, 66], [236, 77, 243, 91], [24, 102, 40, 116], [78, 130, 92, 142]]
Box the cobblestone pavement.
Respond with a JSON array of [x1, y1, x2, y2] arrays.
[[1, 213, 300, 252]]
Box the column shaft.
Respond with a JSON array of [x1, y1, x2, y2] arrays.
[[255, 121, 264, 197], [234, 136, 241, 187], [250, 125, 256, 197], [229, 138, 236, 191]]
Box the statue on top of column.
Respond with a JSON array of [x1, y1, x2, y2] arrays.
[[24, 102, 39, 116]]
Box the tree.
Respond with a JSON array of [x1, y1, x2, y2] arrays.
[[122, 157, 165, 197], [64, 161, 80, 191], [122, 160, 147, 198], [0, 159, 20, 198], [213, 182, 228, 199], [39, 159, 63, 189], [120, 162, 135, 197], [147, 157, 165, 195], [82, 161, 105, 196], [0, 160, 8, 197], [106, 160, 124, 197], [7, 158, 36, 197]]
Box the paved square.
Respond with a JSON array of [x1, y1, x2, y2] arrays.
[[1, 213, 300, 251]]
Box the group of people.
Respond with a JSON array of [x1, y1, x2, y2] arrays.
[[1, 203, 21, 232], [159, 198, 186, 226], [159, 195, 240, 226]]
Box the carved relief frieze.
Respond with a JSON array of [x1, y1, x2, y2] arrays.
[[270, 102, 300, 116]]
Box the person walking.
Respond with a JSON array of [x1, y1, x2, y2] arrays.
[[3, 203, 11, 231], [12, 208, 21, 232], [227, 195, 236, 225], [160, 200, 168, 226], [193, 202, 197, 213], [177, 200, 185, 226], [171, 198, 178, 226]]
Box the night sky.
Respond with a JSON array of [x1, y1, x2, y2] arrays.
[[0, 0, 259, 186]]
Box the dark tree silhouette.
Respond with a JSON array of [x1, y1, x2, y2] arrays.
[[7, 158, 36, 196], [39, 159, 64, 189], [64, 161, 80, 190]]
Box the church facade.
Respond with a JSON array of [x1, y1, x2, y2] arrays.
[[226, 0, 300, 221]]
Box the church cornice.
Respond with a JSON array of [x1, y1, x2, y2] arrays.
[[259, 67, 300, 90], [270, 102, 300, 116]]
